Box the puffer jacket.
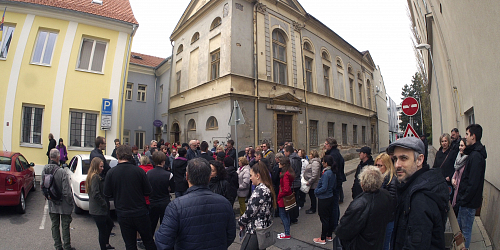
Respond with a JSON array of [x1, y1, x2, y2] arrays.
[[154, 186, 236, 250], [393, 166, 449, 250], [237, 164, 251, 197], [336, 189, 393, 250], [303, 158, 321, 189], [457, 142, 487, 209], [289, 152, 302, 189], [41, 162, 73, 215]]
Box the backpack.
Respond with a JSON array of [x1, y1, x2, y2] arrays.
[[42, 166, 63, 201]]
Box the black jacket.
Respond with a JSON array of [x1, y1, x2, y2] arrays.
[[336, 189, 393, 250], [172, 157, 189, 193], [47, 138, 56, 156], [225, 165, 238, 204], [147, 166, 174, 207], [289, 152, 302, 189], [154, 185, 236, 250], [382, 174, 398, 221], [111, 147, 117, 159], [209, 176, 232, 203], [450, 136, 461, 152], [199, 152, 213, 162], [457, 142, 487, 209], [90, 148, 111, 177], [326, 148, 346, 184], [186, 148, 200, 161], [432, 147, 458, 180], [393, 166, 449, 250], [352, 156, 374, 199], [226, 148, 236, 162]]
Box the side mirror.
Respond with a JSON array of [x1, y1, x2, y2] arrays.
[[62, 163, 68, 168], [30, 162, 35, 167]]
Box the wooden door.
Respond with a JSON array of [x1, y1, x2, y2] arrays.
[[277, 114, 293, 144]]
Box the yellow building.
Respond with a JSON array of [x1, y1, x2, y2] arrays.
[[0, 0, 138, 173]]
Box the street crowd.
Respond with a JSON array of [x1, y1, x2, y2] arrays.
[[40, 123, 486, 250]]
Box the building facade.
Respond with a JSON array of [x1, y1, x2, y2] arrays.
[[408, 0, 500, 246], [0, 0, 137, 173], [167, 0, 387, 153], [387, 95, 399, 143]]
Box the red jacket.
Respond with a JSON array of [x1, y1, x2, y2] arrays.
[[277, 171, 294, 207], [139, 164, 154, 205]]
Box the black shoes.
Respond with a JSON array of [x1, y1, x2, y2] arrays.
[[305, 209, 316, 214]]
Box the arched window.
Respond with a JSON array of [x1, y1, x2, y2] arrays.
[[336, 57, 345, 100], [303, 42, 312, 52], [210, 17, 222, 30], [357, 72, 363, 107], [177, 44, 183, 54], [188, 119, 196, 131], [272, 29, 287, 85], [322, 51, 330, 61], [170, 123, 180, 143], [336, 58, 343, 69], [347, 66, 353, 76], [206, 116, 218, 130], [191, 32, 199, 44]]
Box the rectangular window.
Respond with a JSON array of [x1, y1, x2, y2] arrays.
[[342, 124, 348, 145], [22, 106, 43, 144], [137, 84, 146, 102], [210, 50, 220, 80], [367, 83, 372, 109], [305, 57, 313, 92], [31, 30, 58, 65], [125, 83, 133, 101], [353, 125, 358, 144], [0, 25, 15, 59], [465, 108, 475, 125], [324, 65, 330, 97], [309, 120, 318, 146], [135, 131, 145, 151], [176, 71, 181, 94], [123, 130, 130, 145], [362, 126, 366, 144], [77, 38, 107, 73], [371, 125, 375, 145], [328, 122, 334, 138], [70, 111, 97, 148], [159, 85, 163, 103], [349, 78, 354, 104], [358, 83, 363, 106]]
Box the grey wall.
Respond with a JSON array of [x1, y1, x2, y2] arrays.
[[155, 65, 171, 137], [231, 0, 255, 78]]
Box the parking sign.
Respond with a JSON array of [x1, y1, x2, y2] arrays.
[[101, 99, 113, 115]]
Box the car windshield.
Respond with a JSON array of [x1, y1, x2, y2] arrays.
[[0, 156, 11, 171], [82, 159, 112, 175]]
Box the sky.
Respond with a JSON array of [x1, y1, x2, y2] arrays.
[[128, 0, 417, 101]]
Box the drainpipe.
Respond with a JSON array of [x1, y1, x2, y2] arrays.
[[298, 23, 309, 153], [167, 41, 175, 142], [153, 68, 158, 141], [253, 1, 259, 148], [118, 24, 137, 143]]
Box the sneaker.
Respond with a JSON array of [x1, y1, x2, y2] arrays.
[[137, 241, 145, 249], [326, 237, 333, 242], [305, 209, 316, 214], [278, 234, 291, 240], [277, 232, 285, 238], [313, 237, 326, 244]]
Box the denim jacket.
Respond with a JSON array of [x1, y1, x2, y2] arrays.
[[314, 168, 336, 200]]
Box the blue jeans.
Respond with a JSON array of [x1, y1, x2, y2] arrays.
[[279, 207, 290, 236], [383, 221, 394, 250], [457, 206, 475, 249]]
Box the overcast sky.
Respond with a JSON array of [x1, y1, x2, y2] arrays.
[[128, 0, 417, 101]]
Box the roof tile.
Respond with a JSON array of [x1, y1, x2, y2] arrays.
[[130, 52, 165, 68]]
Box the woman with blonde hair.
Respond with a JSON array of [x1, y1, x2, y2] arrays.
[[374, 153, 397, 250], [237, 156, 251, 215], [86, 157, 114, 250]]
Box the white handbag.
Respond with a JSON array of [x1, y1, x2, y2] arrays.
[[300, 175, 310, 193]]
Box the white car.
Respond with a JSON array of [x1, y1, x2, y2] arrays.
[[65, 154, 117, 214]]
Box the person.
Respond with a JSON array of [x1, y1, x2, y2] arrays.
[[90, 136, 111, 177], [147, 151, 174, 235], [284, 145, 301, 223], [303, 150, 321, 214], [199, 141, 214, 161], [237, 157, 251, 215], [103, 145, 156, 250], [457, 124, 487, 249], [451, 138, 467, 216], [168, 147, 177, 170], [277, 142, 285, 154], [249, 150, 262, 167], [47, 133, 57, 163], [433, 133, 459, 185], [186, 140, 200, 160], [324, 137, 346, 203], [226, 140, 237, 163], [208, 160, 232, 203], [271, 153, 284, 214], [312, 155, 337, 244], [111, 139, 120, 159], [247, 148, 255, 163], [132, 145, 141, 166], [239, 161, 276, 250], [181, 143, 189, 152], [335, 166, 394, 250], [154, 158, 236, 250], [277, 157, 294, 240], [374, 153, 397, 250], [352, 146, 374, 199], [139, 155, 154, 173], [86, 157, 114, 250], [144, 140, 158, 158], [172, 147, 189, 197], [56, 138, 68, 165], [262, 142, 275, 170], [450, 128, 461, 152], [211, 140, 219, 153], [224, 156, 238, 205], [42, 149, 75, 250], [387, 137, 449, 250]]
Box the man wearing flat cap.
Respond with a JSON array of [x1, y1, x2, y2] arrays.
[[351, 146, 374, 199], [388, 137, 449, 250]]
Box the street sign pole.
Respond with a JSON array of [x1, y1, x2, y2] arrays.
[[234, 101, 238, 157]]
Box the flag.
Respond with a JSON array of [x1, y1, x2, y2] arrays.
[[0, 7, 6, 39]]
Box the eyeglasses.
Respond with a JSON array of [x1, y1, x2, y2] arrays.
[[375, 164, 384, 168]]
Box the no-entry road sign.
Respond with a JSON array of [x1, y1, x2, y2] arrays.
[[402, 97, 419, 116]]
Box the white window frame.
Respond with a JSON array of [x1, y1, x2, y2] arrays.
[[137, 84, 147, 102], [210, 50, 220, 80], [123, 130, 130, 145], [68, 111, 98, 150], [126, 83, 133, 101], [135, 131, 145, 151], [31, 30, 58, 66], [0, 25, 15, 59], [76, 37, 108, 73], [20, 105, 44, 147]]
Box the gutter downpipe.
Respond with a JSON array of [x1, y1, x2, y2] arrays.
[[118, 24, 137, 143], [253, 1, 259, 148], [153, 67, 158, 141], [167, 41, 175, 142], [299, 21, 308, 153]]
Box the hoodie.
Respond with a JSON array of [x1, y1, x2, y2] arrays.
[[457, 142, 487, 209]]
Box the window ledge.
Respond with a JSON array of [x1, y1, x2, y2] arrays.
[[20, 143, 43, 149], [75, 68, 104, 75], [68, 146, 93, 152], [30, 62, 52, 67]]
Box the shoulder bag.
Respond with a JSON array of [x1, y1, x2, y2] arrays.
[[283, 192, 296, 211], [255, 221, 276, 249], [447, 201, 466, 250]]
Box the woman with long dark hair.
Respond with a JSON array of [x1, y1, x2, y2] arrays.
[[56, 138, 68, 165], [277, 157, 295, 240], [209, 160, 232, 203], [239, 161, 277, 249], [313, 155, 337, 244], [86, 157, 114, 250]]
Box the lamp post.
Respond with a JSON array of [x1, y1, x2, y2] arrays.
[[416, 43, 443, 135]]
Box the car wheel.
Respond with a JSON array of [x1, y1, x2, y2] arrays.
[[16, 191, 26, 214], [74, 198, 84, 214], [30, 180, 36, 192]]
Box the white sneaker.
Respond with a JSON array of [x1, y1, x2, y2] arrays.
[[277, 233, 285, 238]]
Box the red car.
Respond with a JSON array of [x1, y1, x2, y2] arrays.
[[0, 151, 36, 213]]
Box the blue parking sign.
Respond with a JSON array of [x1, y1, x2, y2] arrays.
[[102, 99, 113, 115]]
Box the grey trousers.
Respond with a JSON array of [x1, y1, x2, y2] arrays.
[[50, 213, 72, 250]]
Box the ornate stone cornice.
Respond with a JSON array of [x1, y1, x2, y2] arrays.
[[292, 21, 305, 32], [256, 3, 267, 14]]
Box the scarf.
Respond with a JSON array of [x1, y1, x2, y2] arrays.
[[454, 153, 468, 171]]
